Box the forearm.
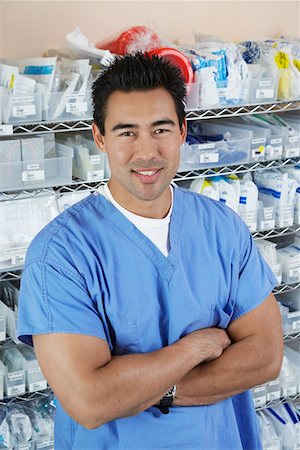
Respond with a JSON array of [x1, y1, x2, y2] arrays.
[[73, 338, 214, 428], [175, 335, 282, 406]]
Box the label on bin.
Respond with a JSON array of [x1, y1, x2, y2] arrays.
[[18, 444, 32, 450], [11, 254, 25, 266], [267, 390, 281, 401], [11, 96, 34, 104], [270, 138, 282, 145], [254, 396, 266, 407], [26, 163, 40, 170], [87, 170, 104, 181], [256, 88, 274, 99], [13, 104, 36, 117], [29, 380, 47, 392], [288, 136, 299, 143], [22, 170, 45, 182], [292, 320, 300, 330], [65, 93, 87, 114], [263, 207, 274, 219], [200, 153, 219, 163], [90, 155, 101, 165], [259, 219, 275, 230], [270, 146, 283, 157], [285, 147, 299, 158], [0, 125, 13, 135], [282, 385, 297, 397], [7, 384, 26, 397], [15, 443, 32, 450], [37, 439, 54, 449], [289, 264, 300, 278], [271, 264, 282, 284]]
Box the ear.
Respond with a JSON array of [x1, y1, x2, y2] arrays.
[[92, 122, 106, 153], [180, 118, 187, 144]]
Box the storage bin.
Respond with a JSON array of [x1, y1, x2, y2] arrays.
[[257, 203, 276, 231], [0, 142, 73, 192], [0, 348, 26, 397], [179, 136, 250, 171], [252, 384, 267, 407], [239, 210, 257, 233], [17, 345, 47, 393], [277, 244, 300, 284], [43, 90, 93, 121], [266, 378, 281, 402], [1, 93, 42, 124], [248, 73, 279, 104]]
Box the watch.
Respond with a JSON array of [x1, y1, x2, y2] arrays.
[[155, 385, 177, 414]]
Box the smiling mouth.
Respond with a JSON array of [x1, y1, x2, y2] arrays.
[[132, 169, 161, 176]]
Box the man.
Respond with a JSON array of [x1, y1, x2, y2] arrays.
[[17, 54, 283, 450]]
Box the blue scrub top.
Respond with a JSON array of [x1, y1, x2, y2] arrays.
[[17, 187, 276, 450]]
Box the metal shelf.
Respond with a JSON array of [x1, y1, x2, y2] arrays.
[[283, 331, 300, 343], [186, 100, 300, 121], [0, 270, 22, 282], [0, 387, 52, 406], [255, 392, 300, 411], [273, 282, 300, 295], [253, 225, 300, 240], [0, 100, 298, 136], [173, 158, 300, 182]]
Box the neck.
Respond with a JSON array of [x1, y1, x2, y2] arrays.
[[107, 182, 172, 219]]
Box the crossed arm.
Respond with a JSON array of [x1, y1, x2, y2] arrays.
[[33, 292, 283, 430]]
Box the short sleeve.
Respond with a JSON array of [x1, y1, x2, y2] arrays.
[[231, 217, 277, 321], [17, 260, 109, 347]]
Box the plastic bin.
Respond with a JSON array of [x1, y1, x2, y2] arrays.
[[0, 348, 26, 397], [1, 93, 42, 124], [257, 203, 276, 231], [267, 378, 281, 402], [239, 210, 257, 233], [17, 345, 47, 393], [0, 142, 73, 192], [43, 90, 93, 121], [253, 384, 267, 407], [248, 73, 279, 104], [179, 135, 250, 171], [277, 244, 300, 284]]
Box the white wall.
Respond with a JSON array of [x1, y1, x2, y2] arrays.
[[0, 2, 3, 57], [1, 0, 300, 58]]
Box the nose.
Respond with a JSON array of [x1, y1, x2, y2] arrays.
[[133, 132, 160, 162]]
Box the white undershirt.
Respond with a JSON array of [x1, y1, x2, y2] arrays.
[[97, 184, 173, 257]]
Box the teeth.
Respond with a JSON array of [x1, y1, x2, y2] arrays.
[[135, 170, 158, 176]]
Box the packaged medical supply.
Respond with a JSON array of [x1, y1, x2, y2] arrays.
[[17, 345, 47, 394], [285, 165, 300, 224], [284, 341, 300, 392], [238, 174, 258, 232], [189, 178, 220, 201], [256, 410, 282, 450], [0, 347, 26, 397], [277, 244, 300, 284], [7, 405, 33, 444], [252, 383, 267, 408], [0, 281, 19, 343], [0, 195, 59, 270], [210, 176, 240, 213], [255, 239, 282, 285], [256, 201, 276, 232]]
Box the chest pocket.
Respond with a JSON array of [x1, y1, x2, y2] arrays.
[[211, 298, 235, 329]]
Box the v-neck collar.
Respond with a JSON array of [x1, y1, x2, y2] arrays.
[[93, 186, 185, 283]]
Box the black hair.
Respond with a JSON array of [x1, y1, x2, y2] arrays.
[[92, 53, 186, 135]]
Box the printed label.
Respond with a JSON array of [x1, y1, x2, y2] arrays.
[[270, 138, 282, 145], [11, 254, 25, 266], [252, 138, 266, 145], [254, 396, 266, 407], [259, 219, 275, 230], [0, 125, 13, 135], [263, 207, 274, 219], [5, 246, 27, 255], [7, 371, 24, 382], [270, 146, 283, 157], [7, 384, 26, 396], [89, 155, 101, 164], [11, 96, 35, 104], [26, 163, 40, 170], [29, 380, 47, 392], [87, 170, 104, 182], [66, 101, 88, 114], [22, 170, 45, 182], [36, 440, 54, 449], [65, 93, 85, 101], [285, 148, 300, 158], [18, 444, 31, 450], [266, 390, 281, 401], [282, 385, 297, 397], [258, 80, 272, 87], [252, 146, 265, 158], [269, 380, 280, 387], [12, 104, 36, 117], [288, 136, 299, 143], [256, 88, 274, 99], [198, 143, 216, 150], [254, 386, 266, 393], [289, 266, 300, 278], [200, 153, 219, 163], [28, 367, 42, 375], [292, 320, 300, 330]]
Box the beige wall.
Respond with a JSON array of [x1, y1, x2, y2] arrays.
[[0, 2, 3, 57], [1, 0, 300, 58]]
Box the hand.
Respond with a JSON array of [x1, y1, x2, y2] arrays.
[[177, 328, 231, 365]]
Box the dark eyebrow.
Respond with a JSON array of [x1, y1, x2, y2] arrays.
[[151, 119, 176, 127], [111, 123, 139, 132]]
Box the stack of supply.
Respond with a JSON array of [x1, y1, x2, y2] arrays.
[[276, 242, 300, 284], [0, 55, 93, 123], [184, 41, 249, 107], [0, 195, 59, 270], [0, 393, 54, 448], [285, 165, 300, 224], [0, 282, 19, 344], [255, 239, 282, 285], [254, 169, 297, 228], [256, 409, 282, 450]]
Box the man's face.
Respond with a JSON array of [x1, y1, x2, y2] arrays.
[[92, 88, 186, 216]]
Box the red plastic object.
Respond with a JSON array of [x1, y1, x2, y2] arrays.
[[148, 47, 194, 84], [96, 26, 161, 55]]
